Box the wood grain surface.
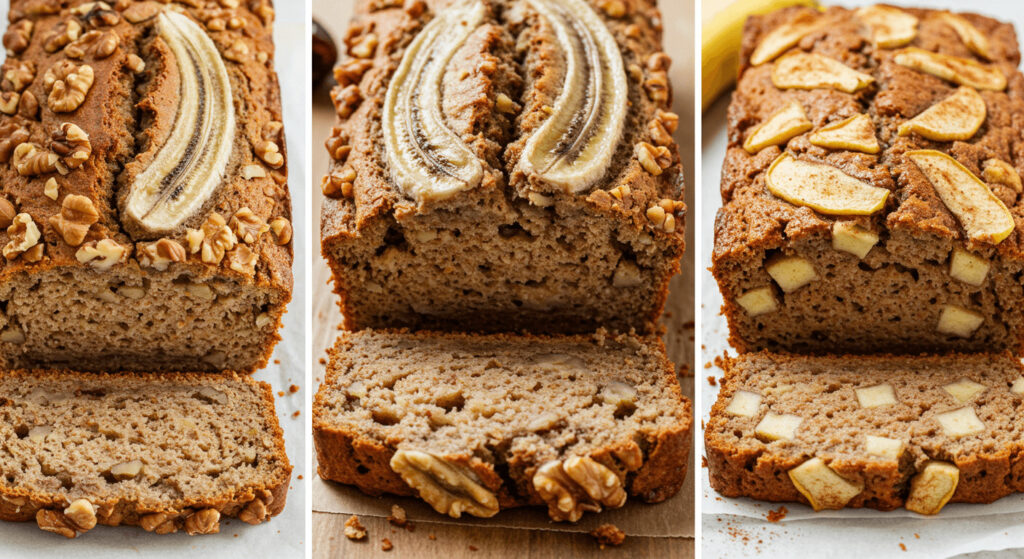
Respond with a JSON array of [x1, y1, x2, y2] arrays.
[[311, 1, 696, 556]]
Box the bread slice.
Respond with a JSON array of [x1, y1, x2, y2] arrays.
[[0, 371, 291, 537], [706, 352, 1024, 514], [313, 329, 691, 522]]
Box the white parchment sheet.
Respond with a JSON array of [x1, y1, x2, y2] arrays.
[[0, 4, 307, 557], [700, 1, 1024, 556]]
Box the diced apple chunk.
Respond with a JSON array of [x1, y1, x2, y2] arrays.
[[937, 305, 984, 338], [808, 114, 879, 153], [766, 255, 818, 293], [949, 248, 989, 286], [1012, 377, 1024, 395], [894, 47, 1006, 91], [766, 154, 889, 215], [936, 407, 985, 438], [943, 378, 986, 404], [743, 101, 812, 154], [754, 412, 802, 442], [908, 150, 1015, 245], [855, 384, 898, 408], [771, 52, 875, 93], [788, 457, 864, 511], [897, 87, 986, 141], [865, 435, 904, 459], [736, 287, 777, 317], [725, 390, 763, 417], [905, 461, 959, 515], [832, 221, 879, 259], [855, 6, 918, 48]]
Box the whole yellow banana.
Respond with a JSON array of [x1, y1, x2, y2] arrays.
[[702, 0, 819, 111]]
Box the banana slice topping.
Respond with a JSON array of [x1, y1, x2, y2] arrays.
[[124, 11, 235, 235], [382, 1, 487, 204], [519, 0, 628, 193]]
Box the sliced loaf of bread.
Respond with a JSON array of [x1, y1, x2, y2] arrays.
[[313, 329, 692, 522], [706, 352, 1024, 514], [0, 371, 291, 537]]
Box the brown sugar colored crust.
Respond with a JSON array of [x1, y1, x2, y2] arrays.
[[0, 370, 291, 536], [312, 329, 692, 521], [320, 0, 684, 335], [713, 5, 1024, 353], [0, 0, 292, 372], [705, 352, 1024, 512]]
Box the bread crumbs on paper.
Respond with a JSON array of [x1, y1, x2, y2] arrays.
[[289, 384, 300, 393], [899, 543, 907, 551], [766, 506, 787, 522], [382, 538, 393, 551], [343, 515, 366, 541], [387, 504, 407, 527], [292, 410, 300, 418], [591, 524, 626, 549], [707, 375, 717, 386]]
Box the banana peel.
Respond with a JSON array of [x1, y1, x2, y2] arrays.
[[702, 0, 820, 111]]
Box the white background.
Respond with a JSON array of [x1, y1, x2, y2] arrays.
[[699, 1, 1024, 557], [0, 3, 307, 557]]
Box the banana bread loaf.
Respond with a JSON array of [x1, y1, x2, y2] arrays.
[[0, 370, 291, 537], [0, 0, 292, 372], [706, 351, 1024, 514], [313, 329, 691, 521], [713, 5, 1024, 353], [320, 0, 684, 334]]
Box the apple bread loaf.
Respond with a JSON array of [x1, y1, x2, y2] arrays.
[[0, 370, 291, 537], [0, 1, 292, 372], [320, 0, 684, 334], [713, 5, 1024, 353], [706, 352, 1024, 514], [313, 329, 692, 521]]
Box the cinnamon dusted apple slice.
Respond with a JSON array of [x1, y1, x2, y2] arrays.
[[765, 154, 889, 215], [897, 87, 986, 141], [894, 47, 1006, 91], [936, 12, 992, 61], [750, 12, 826, 66], [743, 101, 812, 153], [808, 114, 879, 153], [906, 150, 1015, 244], [855, 5, 918, 48], [982, 158, 1022, 193], [772, 53, 874, 93]]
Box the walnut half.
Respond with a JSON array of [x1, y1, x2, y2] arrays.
[[389, 450, 499, 519], [533, 456, 627, 522]]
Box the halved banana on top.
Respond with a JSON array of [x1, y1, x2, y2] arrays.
[[382, 1, 487, 204], [518, 0, 629, 193], [123, 11, 236, 236]]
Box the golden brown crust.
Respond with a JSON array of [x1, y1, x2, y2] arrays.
[[313, 328, 692, 518], [0, 369, 291, 535]]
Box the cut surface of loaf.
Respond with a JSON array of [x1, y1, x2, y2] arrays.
[[713, 5, 1024, 353], [321, 0, 684, 334], [0, 1, 292, 372], [0, 370, 291, 537], [313, 329, 692, 522], [706, 352, 1024, 514]]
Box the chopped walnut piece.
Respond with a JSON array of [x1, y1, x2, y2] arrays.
[[333, 84, 363, 118], [635, 142, 672, 176], [138, 239, 187, 271], [44, 177, 59, 200], [0, 198, 16, 228], [43, 19, 82, 53], [12, 143, 58, 176], [139, 513, 177, 534], [36, 509, 77, 539], [0, 124, 31, 163], [227, 244, 258, 275], [199, 212, 237, 264], [65, 30, 119, 59], [533, 456, 626, 522], [43, 61, 94, 112], [270, 217, 292, 245], [76, 238, 127, 270], [3, 19, 33, 55], [591, 524, 626, 548], [644, 71, 669, 104], [238, 498, 268, 525], [18, 90, 39, 119], [126, 54, 145, 73], [3, 59, 36, 92], [50, 122, 91, 173], [224, 39, 249, 63], [49, 194, 98, 246], [3, 213, 41, 260], [230, 207, 269, 244], [344, 515, 367, 540], [350, 32, 378, 58], [122, 2, 159, 24], [256, 140, 284, 168], [184, 508, 220, 536], [334, 58, 374, 87]]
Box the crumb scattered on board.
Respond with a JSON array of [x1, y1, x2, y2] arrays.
[[387, 504, 408, 528], [292, 410, 300, 418], [343, 515, 366, 541], [707, 375, 717, 386], [469, 545, 478, 551], [382, 538, 393, 551], [766, 506, 787, 522], [590, 524, 626, 549], [899, 543, 907, 551], [289, 384, 300, 393]]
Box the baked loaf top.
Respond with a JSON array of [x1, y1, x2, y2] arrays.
[[706, 351, 1024, 513], [321, 0, 684, 246], [313, 329, 691, 522], [0, 369, 291, 537], [717, 5, 1024, 264], [0, 0, 291, 290]]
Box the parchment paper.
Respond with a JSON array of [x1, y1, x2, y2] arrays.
[[700, 1, 1024, 555], [311, 0, 695, 541], [0, 3, 307, 557]]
